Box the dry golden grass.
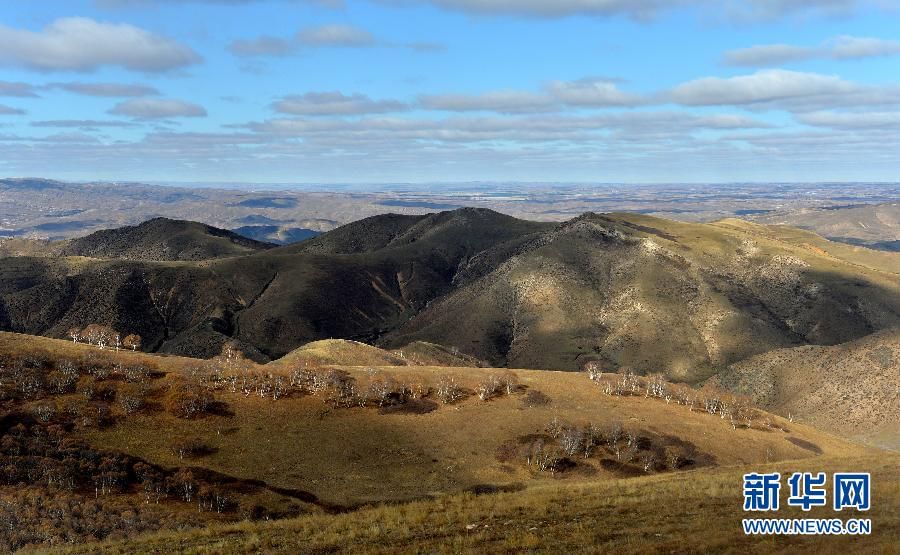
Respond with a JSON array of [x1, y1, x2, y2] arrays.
[[43, 453, 899, 554], [0, 331, 201, 374], [266, 339, 482, 370], [79, 362, 872, 507]]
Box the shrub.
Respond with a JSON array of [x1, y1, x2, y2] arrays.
[[171, 439, 216, 459], [522, 389, 550, 407], [166, 384, 214, 419], [436, 375, 465, 404]]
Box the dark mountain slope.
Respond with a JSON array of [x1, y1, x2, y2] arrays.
[[60, 217, 275, 261], [217, 208, 553, 357], [0, 209, 897, 373], [381, 213, 900, 379], [279, 208, 547, 256], [0, 209, 551, 360], [282, 213, 428, 254]]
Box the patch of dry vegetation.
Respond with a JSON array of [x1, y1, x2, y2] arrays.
[[48, 454, 899, 555]]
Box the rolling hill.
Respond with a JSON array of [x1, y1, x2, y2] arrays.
[[382, 213, 900, 379], [711, 328, 900, 450], [0, 209, 898, 379], [0, 331, 892, 553], [59, 217, 276, 261], [751, 202, 900, 252]]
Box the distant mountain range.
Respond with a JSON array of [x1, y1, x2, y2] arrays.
[[751, 202, 899, 251]]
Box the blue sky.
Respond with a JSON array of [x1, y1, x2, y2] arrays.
[[1, 0, 899, 184]]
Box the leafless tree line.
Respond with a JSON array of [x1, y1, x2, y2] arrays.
[[585, 366, 759, 430]]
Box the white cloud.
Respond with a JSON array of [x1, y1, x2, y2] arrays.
[[272, 92, 409, 115], [231, 25, 440, 57], [667, 69, 900, 111], [228, 36, 295, 57], [0, 104, 26, 115], [546, 78, 645, 107], [0, 17, 201, 72], [829, 35, 900, 59], [723, 44, 817, 66], [419, 91, 557, 113], [245, 111, 770, 144], [97, 0, 343, 6], [795, 110, 900, 129], [32, 119, 138, 128], [0, 81, 39, 98], [51, 82, 159, 97], [381, 0, 887, 21], [724, 35, 900, 66], [109, 98, 207, 118], [297, 24, 376, 47]]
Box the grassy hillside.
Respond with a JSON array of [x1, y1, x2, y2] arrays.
[[58, 336, 865, 508], [384, 213, 900, 378], [48, 454, 899, 554], [0, 331, 892, 553], [712, 328, 900, 450], [267, 339, 484, 369]]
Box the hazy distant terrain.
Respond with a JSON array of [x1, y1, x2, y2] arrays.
[[3, 178, 898, 249], [750, 202, 899, 251]]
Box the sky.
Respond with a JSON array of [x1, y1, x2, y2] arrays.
[[0, 0, 899, 184]]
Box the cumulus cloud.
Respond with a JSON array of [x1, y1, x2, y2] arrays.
[[723, 44, 817, 66], [0, 81, 39, 97], [795, 110, 900, 129], [228, 36, 295, 57], [109, 98, 207, 118], [0, 17, 202, 72], [31, 119, 139, 128], [724, 0, 877, 22], [415, 80, 645, 114], [272, 92, 409, 115], [546, 78, 645, 107], [415, 0, 673, 19], [97, 0, 343, 6], [297, 24, 376, 47], [829, 35, 900, 59], [50, 82, 159, 97], [667, 69, 900, 111], [0, 104, 26, 115], [380, 0, 887, 21], [230, 24, 440, 57], [419, 91, 557, 113], [724, 35, 900, 66], [244, 111, 770, 144]]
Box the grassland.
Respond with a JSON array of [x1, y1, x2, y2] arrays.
[[1, 331, 894, 553], [79, 359, 867, 507], [45, 454, 899, 554]]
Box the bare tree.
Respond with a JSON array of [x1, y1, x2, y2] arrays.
[[475, 375, 502, 401], [646, 374, 667, 398], [641, 451, 657, 473], [500, 372, 520, 395], [122, 334, 142, 352], [560, 427, 583, 457], [584, 361, 603, 382], [67, 327, 81, 343], [436, 374, 465, 404], [605, 421, 623, 460]]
